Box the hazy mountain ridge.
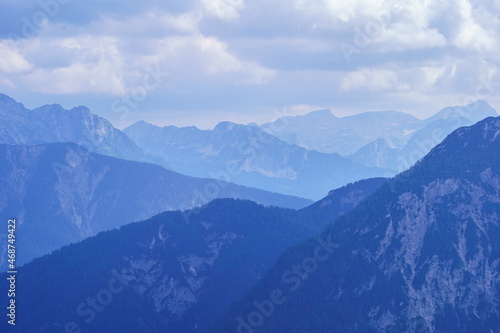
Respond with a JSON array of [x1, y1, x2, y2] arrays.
[[0, 142, 312, 271], [124, 120, 393, 200], [260, 108, 422, 155], [0, 93, 391, 201], [124, 100, 497, 198], [2, 93, 495, 201], [354, 102, 497, 171], [261, 101, 497, 173], [0, 93, 163, 166], [209, 116, 500, 332]]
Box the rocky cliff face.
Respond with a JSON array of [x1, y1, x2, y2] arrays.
[[121, 222, 240, 320]]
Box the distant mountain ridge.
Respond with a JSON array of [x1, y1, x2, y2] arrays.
[[2, 93, 495, 200], [260, 100, 496, 173], [0, 93, 392, 201], [124, 120, 392, 200], [261, 101, 497, 159], [260, 108, 422, 155], [0, 93, 163, 166], [124, 100, 497, 198]]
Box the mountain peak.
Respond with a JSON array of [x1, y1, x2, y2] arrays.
[[345, 109, 420, 123], [467, 99, 493, 108], [70, 105, 92, 115], [213, 121, 238, 132], [426, 100, 498, 125], [0, 94, 152, 163], [0, 93, 16, 103], [0, 93, 27, 113], [463, 99, 498, 122], [430, 115, 500, 154], [400, 116, 500, 186], [303, 108, 336, 119], [33, 103, 66, 114], [126, 120, 157, 130]]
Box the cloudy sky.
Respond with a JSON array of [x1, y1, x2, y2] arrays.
[[1, 0, 500, 129]]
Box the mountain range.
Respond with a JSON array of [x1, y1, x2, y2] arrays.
[[124, 101, 497, 199], [210, 116, 500, 332], [260, 108, 422, 156], [1, 94, 496, 202], [2, 116, 500, 332], [123, 120, 392, 200], [0, 142, 312, 272], [1, 92, 499, 332], [0, 178, 385, 332], [0, 93, 163, 166], [261, 100, 498, 173]]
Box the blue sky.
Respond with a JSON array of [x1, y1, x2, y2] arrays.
[[1, 0, 499, 129]]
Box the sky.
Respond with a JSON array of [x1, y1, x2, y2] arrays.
[[0, 0, 500, 129]]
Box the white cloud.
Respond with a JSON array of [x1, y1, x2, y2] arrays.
[[452, 0, 498, 51], [23, 36, 127, 95], [1, 0, 500, 123], [199, 0, 245, 21], [375, 24, 447, 51], [0, 41, 33, 74], [94, 11, 201, 36], [143, 34, 275, 85], [0, 8, 274, 96], [294, 0, 500, 54], [294, 0, 448, 52], [295, 0, 389, 23], [420, 65, 450, 88], [341, 67, 410, 92]]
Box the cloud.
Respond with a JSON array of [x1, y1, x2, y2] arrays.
[[295, 0, 389, 23], [199, 0, 245, 21], [452, 0, 498, 51], [1, 0, 500, 126], [341, 67, 410, 92], [0, 41, 33, 74], [17, 35, 127, 95], [93, 11, 201, 37], [374, 24, 447, 52], [419, 65, 452, 89], [293, 0, 500, 55], [0, 5, 275, 96], [145, 34, 275, 85]]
